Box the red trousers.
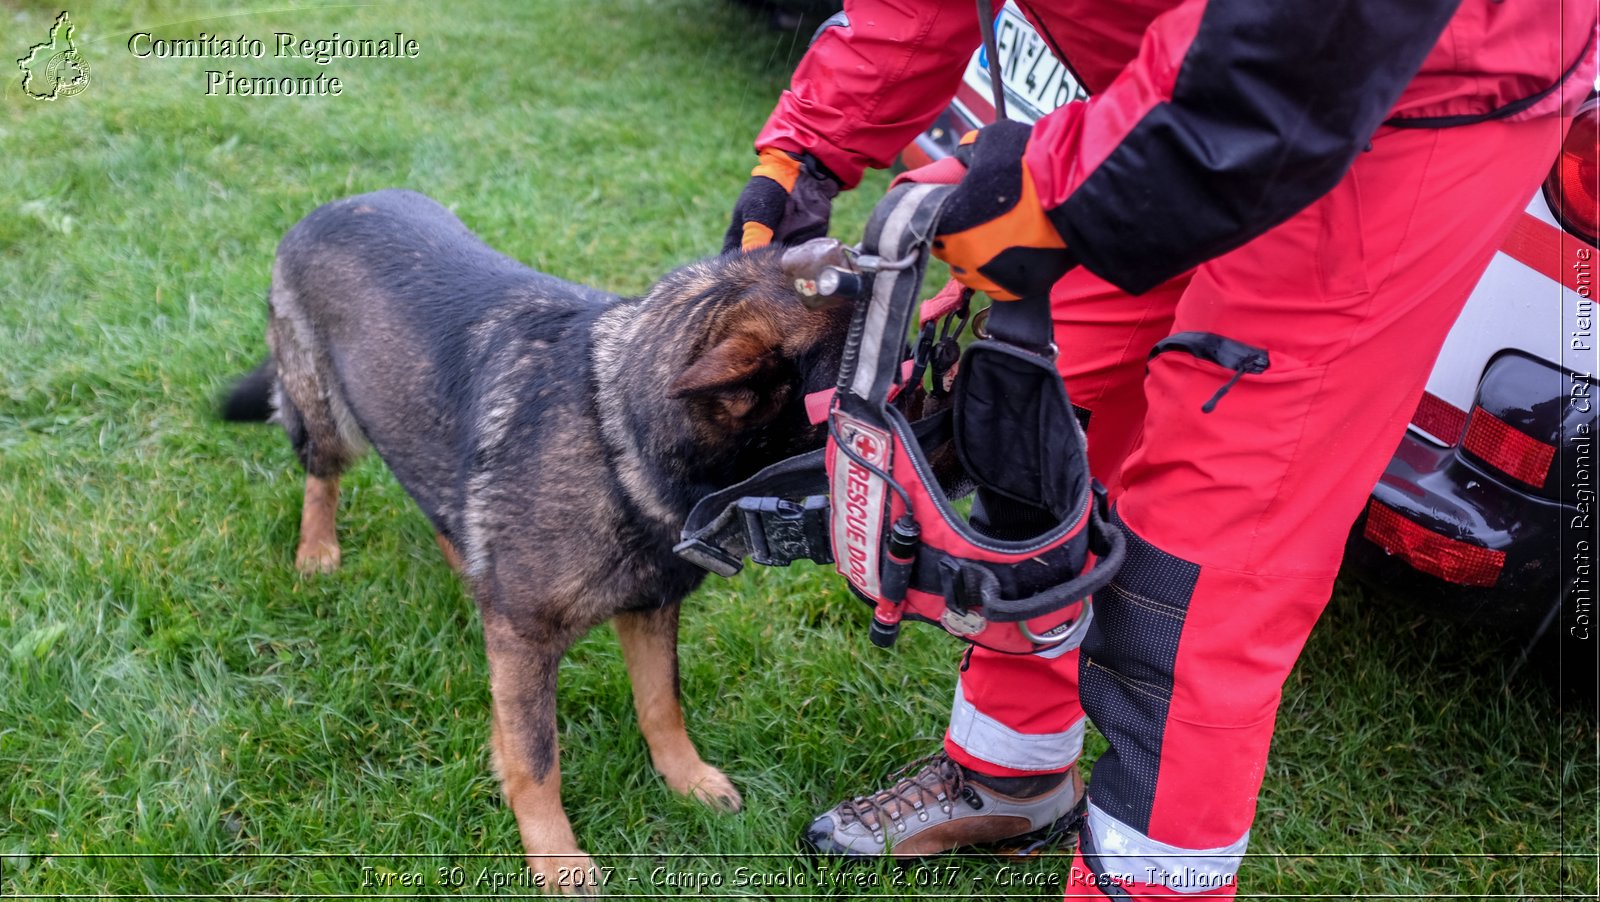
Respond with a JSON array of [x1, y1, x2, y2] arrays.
[[939, 113, 1567, 898]]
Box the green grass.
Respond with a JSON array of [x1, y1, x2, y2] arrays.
[[1, 1, 1594, 897]]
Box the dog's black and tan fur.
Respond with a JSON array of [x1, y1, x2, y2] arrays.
[[224, 189, 849, 887]]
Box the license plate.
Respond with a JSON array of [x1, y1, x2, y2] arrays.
[[965, 4, 1085, 122]]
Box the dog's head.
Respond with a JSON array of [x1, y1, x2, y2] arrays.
[[661, 247, 850, 476]]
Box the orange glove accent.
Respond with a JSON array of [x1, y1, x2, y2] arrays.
[[933, 164, 1066, 301], [751, 147, 803, 193], [741, 221, 776, 249], [724, 147, 837, 253], [929, 121, 1076, 301]]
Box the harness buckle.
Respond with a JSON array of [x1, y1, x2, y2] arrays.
[[941, 608, 988, 638], [672, 537, 745, 578], [737, 495, 833, 567]]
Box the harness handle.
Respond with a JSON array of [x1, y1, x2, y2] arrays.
[[952, 498, 1126, 623], [834, 183, 955, 406]]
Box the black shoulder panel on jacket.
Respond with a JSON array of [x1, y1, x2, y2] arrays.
[[1053, 0, 1464, 295]]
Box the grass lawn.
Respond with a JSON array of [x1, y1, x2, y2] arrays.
[[1, 0, 1594, 897]]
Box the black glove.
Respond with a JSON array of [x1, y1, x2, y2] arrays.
[[723, 148, 840, 253]]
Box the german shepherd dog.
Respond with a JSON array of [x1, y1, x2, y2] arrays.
[[223, 189, 850, 889]]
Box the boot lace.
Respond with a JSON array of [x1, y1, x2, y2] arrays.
[[837, 752, 978, 835]]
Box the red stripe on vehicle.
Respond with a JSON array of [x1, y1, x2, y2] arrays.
[[1363, 501, 1505, 588], [900, 143, 935, 171], [954, 81, 996, 123], [1500, 213, 1589, 292], [1410, 391, 1467, 445], [1462, 407, 1555, 488]]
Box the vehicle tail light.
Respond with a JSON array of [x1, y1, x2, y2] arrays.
[[1410, 391, 1467, 445], [1461, 406, 1555, 488], [1363, 501, 1505, 588], [1543, 97, 1600, 246]]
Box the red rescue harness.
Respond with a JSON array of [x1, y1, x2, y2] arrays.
[[677, 183, 1124, 654]]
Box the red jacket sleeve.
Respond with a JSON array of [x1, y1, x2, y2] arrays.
[[754, 0, 982, 189], [1026, 0, 1464, 295]]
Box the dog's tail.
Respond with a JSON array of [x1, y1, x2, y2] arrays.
[[219, 359, 276, 423]]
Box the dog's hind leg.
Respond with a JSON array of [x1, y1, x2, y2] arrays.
[[296, 475, 341, 574], [267, 296, 366, 574], [276, 391, 348, 574], [614, 605, 742, 812], [481, 611, 596, 893]]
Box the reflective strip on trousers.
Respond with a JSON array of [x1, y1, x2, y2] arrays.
[[1082, 801, 1248, 895], [946, 677, 1084, 772]]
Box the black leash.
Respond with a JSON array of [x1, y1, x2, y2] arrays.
[[975, 0, 1010, 122]]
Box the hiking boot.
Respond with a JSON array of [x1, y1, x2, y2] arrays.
[[801, 752, 1086, 858]]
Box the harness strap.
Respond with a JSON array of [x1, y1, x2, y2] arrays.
[[676, 411, 955, 576], [918, 279, 969, 325], [675, 448, 832, 576], [982, 290, 1055, 353], [805, 359, 919, 427]]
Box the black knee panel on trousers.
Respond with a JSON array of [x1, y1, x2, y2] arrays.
[[1078, 508, 1200, 834]]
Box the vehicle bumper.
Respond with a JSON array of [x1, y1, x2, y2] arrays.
[[1343, 351, 1593, 643]]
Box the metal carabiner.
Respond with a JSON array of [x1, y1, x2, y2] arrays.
[[1017, 600, 1094, 650]]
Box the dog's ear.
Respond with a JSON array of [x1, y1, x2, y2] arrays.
[[671, 331, 772, 396], [670, 327, 790, 423]]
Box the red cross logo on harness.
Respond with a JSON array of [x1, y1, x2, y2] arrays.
[[852, 433, 881, 460]]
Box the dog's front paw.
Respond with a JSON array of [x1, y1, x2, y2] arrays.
[[668, 762, 743, 813], [294, 539, 341, 574], [527, 852, 602, 896]]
